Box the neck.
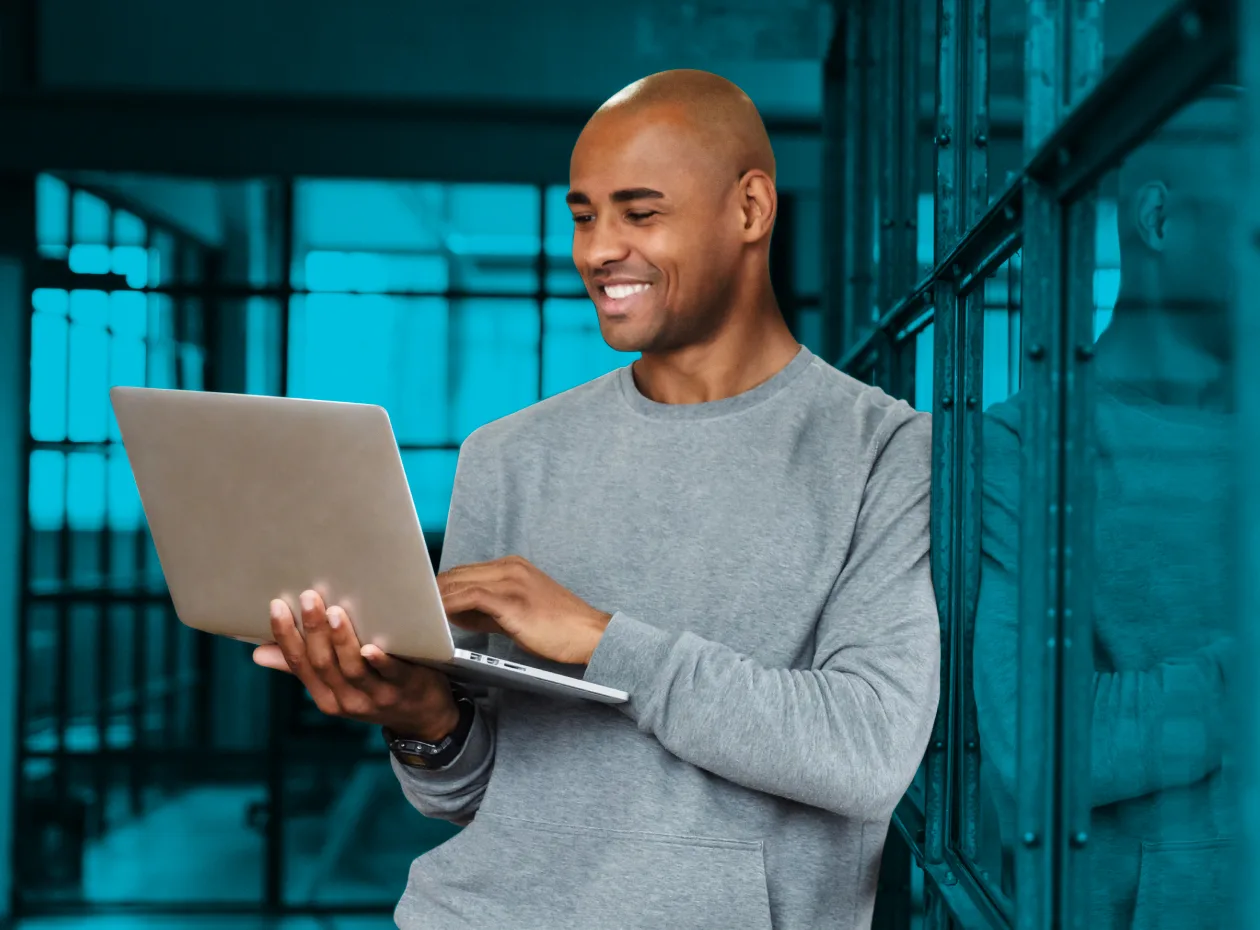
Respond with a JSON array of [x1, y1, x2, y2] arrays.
[[631, 275, 801, 405], [1097, 293, 1232, 410]]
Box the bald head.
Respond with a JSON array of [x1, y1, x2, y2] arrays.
[[565, 70, 782, 357], [590, 69, 776, 185]]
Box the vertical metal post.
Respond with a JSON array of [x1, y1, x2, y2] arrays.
[[1018, 2, 1064, 928], [843, 0, 876, 353], [0, 173, 36, 920], [821, 9, 847, 366], [928, 0, 963, 873], [1059, 5, 1103, 929], [1235, 0, 1260, 925], [535, 183, 547, 400]]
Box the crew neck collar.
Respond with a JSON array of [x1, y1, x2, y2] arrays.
[[618, 344, 815, 420]]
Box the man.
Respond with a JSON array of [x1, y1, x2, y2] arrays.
[[973, 87, 1239, 928], [254, 70, 940, 929]]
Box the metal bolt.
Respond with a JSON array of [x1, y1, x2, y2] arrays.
[[965, 396, 977, 409], [974, 131, 988, 148], [1022, 831, 1039, 847], [1027, 343, 1046, 360], [1003, 205, 1016, 221], [952, 263, 962, 278], [941, 396, 954, 409], [1180, 11, 1202, 39], [936, 131, 952, 148], [1071, 831, 1089, 848], [943, 870, 957, 885], [1058, 147, 1071, 167], [882, 218, 896, 229], [1075, 343, 1095, 361]]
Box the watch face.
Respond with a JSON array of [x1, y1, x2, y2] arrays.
[[395, 750, 431, 768]]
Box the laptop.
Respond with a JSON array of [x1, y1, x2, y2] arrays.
[[108, 386, 629, 705]]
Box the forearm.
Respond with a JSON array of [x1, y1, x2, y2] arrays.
[[1090, 638, 1232, 807], [584, 612, 938, 821]]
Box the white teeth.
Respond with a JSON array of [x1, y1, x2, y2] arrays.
[[604, 283, 650, 300]]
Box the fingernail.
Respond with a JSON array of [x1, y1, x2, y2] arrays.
[[327, 608, 341, 630], [300, 591, 315, 612], [270, 601, 283, 621]]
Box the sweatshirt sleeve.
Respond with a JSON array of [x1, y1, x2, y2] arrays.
[[971, 407, 1229, 812], [582, 412, 940, 822], [392, 426, 503, 827]]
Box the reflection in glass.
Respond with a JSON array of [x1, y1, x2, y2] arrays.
[[974, 89, 1240, 925]]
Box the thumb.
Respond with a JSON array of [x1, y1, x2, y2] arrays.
[[253, 644, 292, 672]]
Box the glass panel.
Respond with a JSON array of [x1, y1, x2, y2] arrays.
[[106, 446, 143, 532], [981, 252, 1023, 411], [282, 758, 460, 907], [794, 193, 822, 298], [288, 294, 451, 445], [544, 183, 575, 259], [446, 184, 540, 258], [71, 189, 110, 245], [66, 451, 106, 532], [451, 299, 539, 442], [913, 322, 933, 412], [973, 91, 1243, 921], [989, 0, 1026, 198], [28, 451, 66, 532], [66, 318, 110, 443], [245, 297, 284, 397], [916, 0, 937, 271], [37, 174, 69, 256], [30, 309, 69, 443], [111, 209, 146, 247], [402, 450, 461, 533], [967, 249, 1025, 907], [542, 298, 637, 398], [1102, 0, 1183, 73], [796, 307, 823, 357], [293, 180, 446, 265]]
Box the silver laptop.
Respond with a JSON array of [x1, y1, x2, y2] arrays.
[[109, 386, 628, 705]]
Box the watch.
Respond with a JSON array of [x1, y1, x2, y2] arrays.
[[383, 684, 477, 771]]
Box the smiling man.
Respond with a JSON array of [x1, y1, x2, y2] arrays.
[[256, 69, 940, 930]]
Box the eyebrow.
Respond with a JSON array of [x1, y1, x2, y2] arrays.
[[565, 188, 666, 206]]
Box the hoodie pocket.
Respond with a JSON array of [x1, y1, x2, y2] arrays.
[[1131, 836, 1235, 930], [398, 811, 774, 930]]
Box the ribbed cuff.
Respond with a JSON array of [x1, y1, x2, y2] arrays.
[[583, 611, 675, 722]]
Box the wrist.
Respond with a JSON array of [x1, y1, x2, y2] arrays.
[[397, 692, 462, 743]]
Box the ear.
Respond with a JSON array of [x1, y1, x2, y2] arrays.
[[737, 170, 777, 244], [1134, 180, 1168, 252]]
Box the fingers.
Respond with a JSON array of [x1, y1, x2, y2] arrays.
[[267, 597, 339, 710], [441, 582, 513, 621], [299, 590, 339, 684], [327, 605, 392, 703], [361, 644, 410, 684]]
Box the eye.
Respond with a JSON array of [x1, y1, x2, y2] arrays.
[[571, 214, 594, 226], [627, 211, 657, 222]]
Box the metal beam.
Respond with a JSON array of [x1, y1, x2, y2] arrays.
[[0, 90, 820, 184], [1025, 0, 1236, 201]]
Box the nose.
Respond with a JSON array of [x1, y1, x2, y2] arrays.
[[575, 214, 631, 272]]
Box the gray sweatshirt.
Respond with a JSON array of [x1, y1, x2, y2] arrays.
[[391, 345, 940, 930]]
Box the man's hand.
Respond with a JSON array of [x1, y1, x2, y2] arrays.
[[252, 589, 461, 742], [437, 555, 612, 665]]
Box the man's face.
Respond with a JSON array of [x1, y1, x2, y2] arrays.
[[567, 110, 743, 354]]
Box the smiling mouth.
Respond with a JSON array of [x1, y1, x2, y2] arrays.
[[602, 282, 652, 300]]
